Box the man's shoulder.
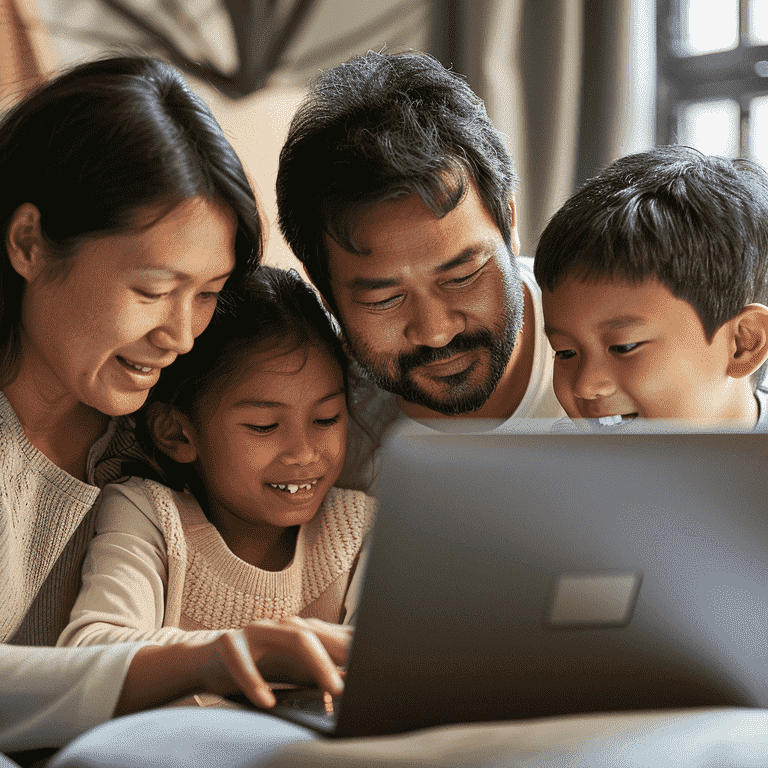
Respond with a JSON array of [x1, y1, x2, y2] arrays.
[[347, 363, 401, 437]]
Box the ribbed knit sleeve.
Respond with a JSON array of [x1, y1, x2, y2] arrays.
[[0, 394, 102, 643]]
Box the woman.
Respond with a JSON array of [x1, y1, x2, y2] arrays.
[[0, 55, 346, 759]]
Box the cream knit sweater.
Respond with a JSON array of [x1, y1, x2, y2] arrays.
[[0, 392, 140, 645], [0, 392, 153, 751], [59, 478, 377, 647]]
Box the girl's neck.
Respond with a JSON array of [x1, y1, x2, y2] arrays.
[[218, 516, 299, 571], [2, 373, 110, 482], [190, 480, 301, 571]]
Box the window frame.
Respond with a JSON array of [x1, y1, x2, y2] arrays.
[[656, 0, 768, 154]]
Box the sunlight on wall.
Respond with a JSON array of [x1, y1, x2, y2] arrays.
[[190, 76, 308, 275]]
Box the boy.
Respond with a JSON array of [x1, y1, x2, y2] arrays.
[[534, 145, 768, 431]]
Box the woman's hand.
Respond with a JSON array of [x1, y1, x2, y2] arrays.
[[115, 617, 353, 716]]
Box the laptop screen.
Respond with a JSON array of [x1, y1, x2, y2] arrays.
[[336, 427, 768, 737]]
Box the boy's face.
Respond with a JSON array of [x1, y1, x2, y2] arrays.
[[541, 275, 742, 428]]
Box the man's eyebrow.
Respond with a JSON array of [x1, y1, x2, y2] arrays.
[[349, 246, 489, 292], [432, 248, 484, 275], [232, 389, 346, 409], [350, 276, 400, 292]]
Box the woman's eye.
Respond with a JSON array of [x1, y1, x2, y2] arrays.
[[316, 414, 342, 427], [610, 342, 640, 354], [136, 289, 168, 300], [197, 291, 221, 302], [554, 349, 576, 360], [246, 423, 278, 434]]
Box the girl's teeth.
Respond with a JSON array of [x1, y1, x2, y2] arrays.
[[269, 480, 318, 494], [598, 415, 623, 426]]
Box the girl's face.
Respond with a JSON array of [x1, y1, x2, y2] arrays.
[[17, 196, 236, 416], [187, 344, 348, 536]]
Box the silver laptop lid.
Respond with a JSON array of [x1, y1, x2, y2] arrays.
[[336, 428, 768, 737]]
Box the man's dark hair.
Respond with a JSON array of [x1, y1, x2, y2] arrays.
[[276, 50, 518, 310], [534, 145, 768, 340]]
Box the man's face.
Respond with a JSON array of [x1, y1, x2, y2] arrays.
[[325, 181, 524, 415]]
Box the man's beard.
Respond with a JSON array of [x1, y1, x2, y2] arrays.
[[345, 276, 525, 416]]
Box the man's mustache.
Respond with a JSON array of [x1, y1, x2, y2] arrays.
[[396, 329, 496, 374]]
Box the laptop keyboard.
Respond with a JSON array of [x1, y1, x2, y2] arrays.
[[226, 687, 340, 732]]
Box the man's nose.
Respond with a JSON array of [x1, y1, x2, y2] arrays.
[[404, 295, 465, 348]]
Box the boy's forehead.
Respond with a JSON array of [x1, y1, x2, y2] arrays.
[[542, 275, 696, 333]]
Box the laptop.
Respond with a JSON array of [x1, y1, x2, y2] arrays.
[[236, 424, 768, 738]]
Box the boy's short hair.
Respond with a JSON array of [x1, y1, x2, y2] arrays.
[[534, 145, 768, 341], [276, 50, 518, 309]]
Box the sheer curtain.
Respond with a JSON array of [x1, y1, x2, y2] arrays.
[[430, 0, 656, 256], [0, 0, 45, 108]]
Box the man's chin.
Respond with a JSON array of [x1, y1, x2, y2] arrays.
[[393, 378, 497, 416]]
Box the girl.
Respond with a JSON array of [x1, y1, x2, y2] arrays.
[[58, 266, 377, 650]]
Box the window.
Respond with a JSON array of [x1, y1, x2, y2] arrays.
[[657, 0, 768, 162]]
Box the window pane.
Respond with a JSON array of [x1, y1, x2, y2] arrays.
[[750, 96, 768, 167], [677, 99, 740, 157], [680, 0, 739, 55], [749, 0, 768, 44]]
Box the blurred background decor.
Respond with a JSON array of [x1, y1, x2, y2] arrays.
[[2, 1, 766, 266]]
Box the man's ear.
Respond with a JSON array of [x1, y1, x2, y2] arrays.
[[6, 203, 48, 282], [508, 197, 521, 257], [146, 402, 198, 464], [727, 304, 768, 379]]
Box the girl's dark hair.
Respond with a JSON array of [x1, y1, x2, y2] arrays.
[[0, 54, 262, 384], [130, 265, 348, 491]]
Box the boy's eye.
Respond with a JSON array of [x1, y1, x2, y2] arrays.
[[609, 342, 640, 354], [246, 423, 278, 434], [554, 349, 576, 361]]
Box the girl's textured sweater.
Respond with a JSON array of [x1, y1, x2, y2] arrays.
[[59, 478, 378, 647]]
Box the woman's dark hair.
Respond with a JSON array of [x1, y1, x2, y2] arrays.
[[0, 54, 262, 384], [130, 265, 348, 492], [276, 50, 518, 312]]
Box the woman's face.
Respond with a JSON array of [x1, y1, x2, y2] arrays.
[[19, 196, 237, 416]]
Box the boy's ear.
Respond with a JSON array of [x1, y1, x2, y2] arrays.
[[6, 203, 48, 282], [145, 402, 198, 464], [727, 304, 768, 379]]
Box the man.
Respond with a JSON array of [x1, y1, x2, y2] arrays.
[[276, 50, 563, 491]]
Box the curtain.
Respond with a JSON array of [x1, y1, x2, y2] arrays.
[[430, 0, 656, 257], [0, 0, 44, 108]]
